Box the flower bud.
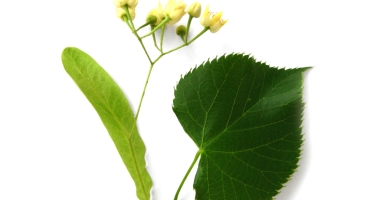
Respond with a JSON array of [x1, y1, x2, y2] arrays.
[[187, 2, 201, 18], [176, 25, 187, 37]]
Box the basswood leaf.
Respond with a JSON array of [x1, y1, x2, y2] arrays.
[[173, 54, 309, 199], [61, 47, 152, 200]]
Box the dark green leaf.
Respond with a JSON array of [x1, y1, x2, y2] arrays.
[[61, 47, 152, 200], [173, 54, 309, 199]]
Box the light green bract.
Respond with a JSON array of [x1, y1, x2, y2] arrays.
[[173, 54, 309, 199], [61, 47, 152, 200]]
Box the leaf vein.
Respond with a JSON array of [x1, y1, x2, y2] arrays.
[[231, 154, 277, 187], [206, 154, 272, 194]]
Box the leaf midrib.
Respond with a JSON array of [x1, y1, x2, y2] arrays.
[[70, 57, 149, 200]]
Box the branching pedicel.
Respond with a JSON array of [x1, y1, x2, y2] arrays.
[[62, 0, 309, 199], [112, 0, 227, 123]]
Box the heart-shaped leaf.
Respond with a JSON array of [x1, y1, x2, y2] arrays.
[[173, 54, 309, 199], [61, 47, 152, 200]]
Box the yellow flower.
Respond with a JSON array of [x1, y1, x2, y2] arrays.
[[187, 2, 201, 18], [210, 18, 228, 33], [113, 0, 138, 8], [164, 0, 187, 25], [200, 5, 227, 33]]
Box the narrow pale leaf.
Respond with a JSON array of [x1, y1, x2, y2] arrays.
[[61, 47, 152, 200], [173, 54, 309, 199]]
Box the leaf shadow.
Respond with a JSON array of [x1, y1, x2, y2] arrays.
[[274, 69, 312, 200]]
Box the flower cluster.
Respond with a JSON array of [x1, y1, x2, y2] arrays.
[[113, 0, 227, 34]]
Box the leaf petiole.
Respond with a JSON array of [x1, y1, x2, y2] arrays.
[[174, 150, 202, 200]]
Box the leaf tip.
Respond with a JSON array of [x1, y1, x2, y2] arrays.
[[62, 46, 77, 56], [61, 47, 81, 64]]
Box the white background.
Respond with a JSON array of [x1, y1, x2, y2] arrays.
[[1, 0, 379, 199]]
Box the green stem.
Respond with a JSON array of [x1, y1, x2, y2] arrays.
[[123, 15, 133, 30], [185, 15, 193, 43], [131, 30, 155, 122], [136, 37, 153, 64], [180, 35, 186, 43], [189, 27, 209, 43], [160, 24, 166, 52], [174, 150, 202, 200], [163, 27, 209, 55], [134, 64, 154, 120], [136, 22, 151, 32], [123, 5, 136, 31], [141, 16, 170, 39], [151, 25, 161, 51]]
